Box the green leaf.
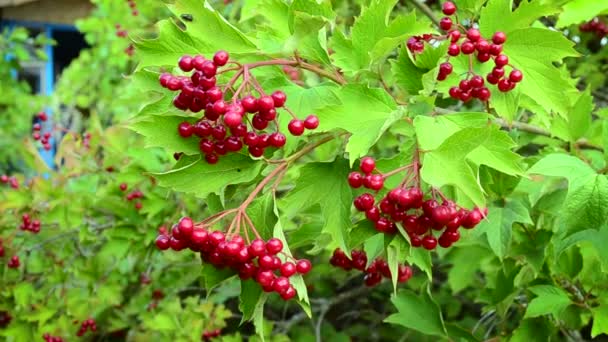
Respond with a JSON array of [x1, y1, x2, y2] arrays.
[[553, 227, 608, 271], [559, 174, 608, 234], [566, 89, 593, 141], [414, 113, 490, 150], [153, 154, 263, 198], [387, 236, 408, 293], [501, 28, 579, 117], [131, 115, 200, 155], [479, 0, 560, 35], [524, 285, 572, 318], [591, 305, 608, 338], [527, 153, 596, 190], [280, 159, 353, 253], [363, 234, 385, 267], [201, 265, 234, 290], [385, 286, 447, 337], [557, 0, 608, 28], [240, 279, 265, 322], [391, 47, 425, 95], [475, 200, 533, 259], [407, 247, 432, 280], [368, 11, 431, 62], [447, 246, 489, 293], [510, 318, 555, 342], [315, 84, 401, 164], [136, 0, 256, 69]]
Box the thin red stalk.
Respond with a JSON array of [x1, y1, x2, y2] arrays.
[[382, 164, 413, 179]]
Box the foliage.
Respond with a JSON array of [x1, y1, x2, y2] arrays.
[[1, 0, 608, 341]]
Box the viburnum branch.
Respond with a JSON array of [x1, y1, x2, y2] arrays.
[[404, 0, 440, 27], [218, 59, 345, 85]]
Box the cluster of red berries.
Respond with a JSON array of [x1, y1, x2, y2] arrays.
[[0, 311, 11, 329], [159, 51, 319, 164], [408, 2, 522, 102], [32, 112, 52, 151], [348, 157, 487, 250], [76, 318, 97, 337], [0, 239, 4, 257], [115, 24, 128, 38], [155, 217, 311, 300], [43, 333, 64, 342], [202, 329, 222, 341], [126, 0, 138, 16], [580, 17, 608, 38], [330, 249, 412, 287], [19, 213, 41, 233], [0, 174, 19, 189], [7, 255, 20, 268], [122, 186, 144, 210]]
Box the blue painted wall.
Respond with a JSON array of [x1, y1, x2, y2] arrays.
[[1, 19, 78, 169]]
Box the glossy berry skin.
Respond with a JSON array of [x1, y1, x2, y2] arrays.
[[178, 55, 194, 71], [213, 50, 229, 66], [266, 238, 283, 255], [495, 54, 509, 67], [155, 235, 170, 250], [280, 262, 297, 277], [360, 157, 376, 174], [492, 31, 507, 44], [509, 69, 523, 83], [281, 286, 297, 300], [258, 96, 275, 112], [448, 43, 460, 56], [178, 122, 194, 137], [303, 115, 319, 129], [439, 17, 452, 31], [296, 259, 312, 274], [497, 79, 512, 92], [288, 119, 305, 136], [348, 172, 364, 188], [467, 29, 481, 42], [422, 235, 437, 250], [439, 62, 453, 76], [461, 41, 475, 54], [271, 91, 287, 107], [442, 1, 456, 15]]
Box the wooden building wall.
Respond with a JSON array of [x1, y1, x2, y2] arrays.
[[1, 0, 93, 25]]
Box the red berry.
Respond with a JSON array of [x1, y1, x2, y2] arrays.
[[213, 50, 229, 66], [476, 39, 490, 54], [288, 119, 305, 136], [303, 115, 319, 129], [177, 122, 194, 137], [439, 62, 453, 76], [201, 61, 217, 78], [449, 86, 461, 99], [256, 270, 275, 287], [249, 239, 266, 256], [492, 31, 507, 44], [497, 79, 512, 92], [509, 69, 523, 83], [461, 41, 475, 54], [467, 29, 481, 42], [469, 75, 484, 88], [448, 30, 461, 42], [223, 112, 242, 128], [155, 235, 170, 250], [266, 238, 283, 255], [495, 54, 509, 67], [489, 44, 503, 55], [269, 133, 286, 148], [272, 277, 291, 293], [258, 95, 275, 112], [476, 87, 491, 101], [280, 262, 297, 277], [448, 43, 460, 56], [422, 235, 437, 250], [442, 1, 456, 15], [477, 52, 491, 62], [439, 17, 452, 31], [280, 286, 297, 300], [178, 55, 194, 72], [178, 217, 194, 237], [360, 157, 375, 174], [296, 259, 312, 274], [271, 91, 287, 107], [348, 172, 364, 188], [241, 96, 258, 113]]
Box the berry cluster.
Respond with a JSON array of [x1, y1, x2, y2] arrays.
[[0, 311, 11, 329], [19, 213, 41, 234], [126, 0, 138, 16], [0, 175, 19, 189], [407, 1, 522, 102], [159, 51, 319, 164], [155, 217, 311, 300], [330, 249, 412, 287], [202, 329, 222, 341], [580, 17, 608, 38], [348, 156, 487, 250], [115, 24, 128, 38], [43, 334, 64, 342], [76, 318, 97, 337], [123, 187, 144, 211], [32, 112, 52, 151], [7, 255, 20, 268]]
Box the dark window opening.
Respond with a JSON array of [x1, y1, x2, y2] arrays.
[[52, 29, 87, 76]]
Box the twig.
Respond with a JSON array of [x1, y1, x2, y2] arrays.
[[404, 0, 440, 27]]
